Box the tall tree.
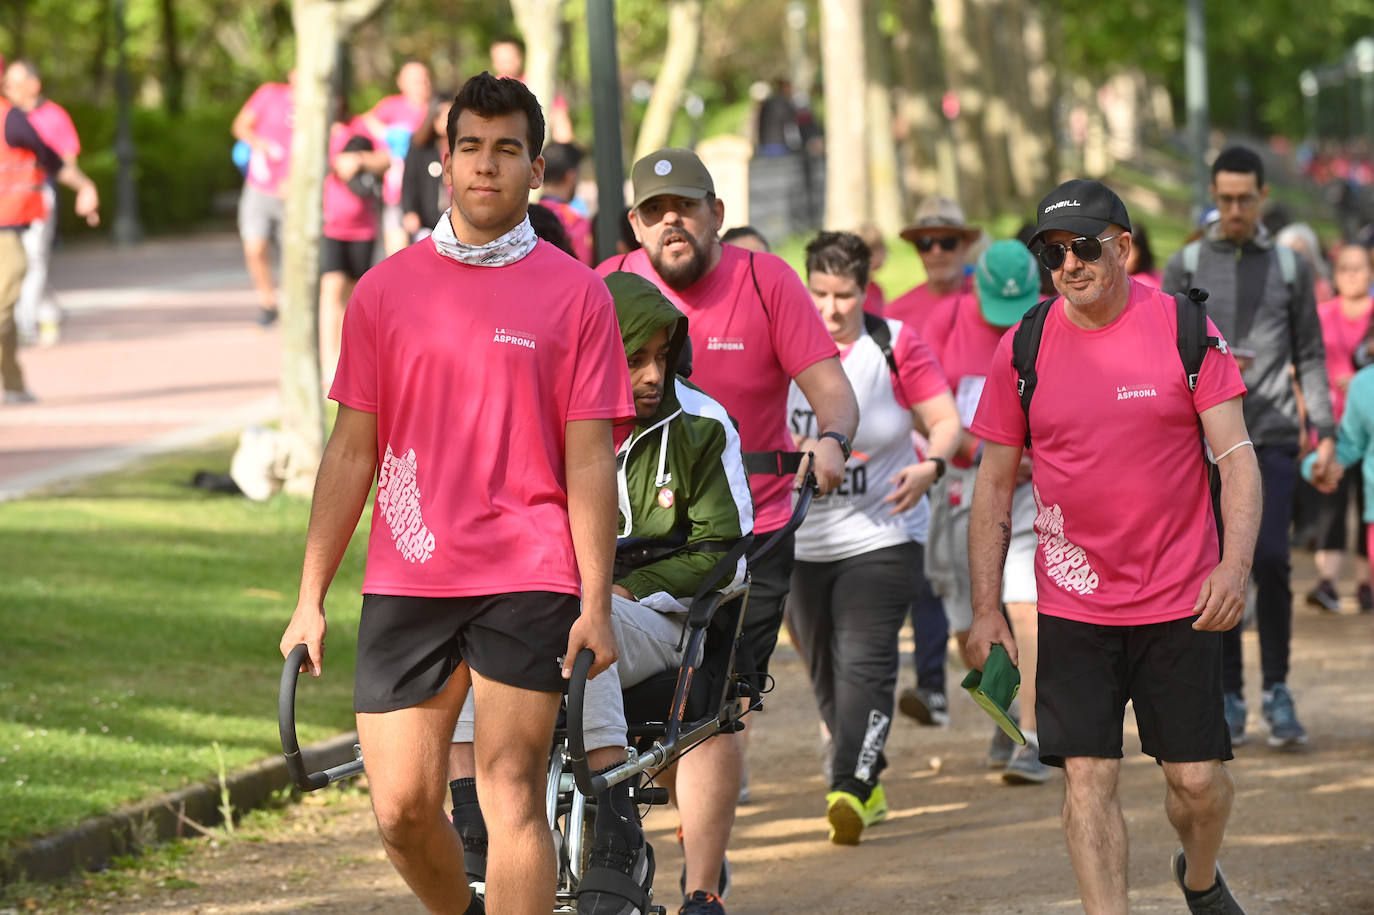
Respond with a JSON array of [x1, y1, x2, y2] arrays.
[[892, 0, 953, 207], [966, 0, 1015, 211], [863, 10, 902, 235], [820, 0, 870, 229], [159, 0, 185, 115], [279, 0, 389, 495], [510, 0, 567, 141], [633, 0, 702, 161], [931, 0, 986, 216]]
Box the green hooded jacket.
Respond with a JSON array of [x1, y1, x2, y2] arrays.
[[605, 272, 755, 609]]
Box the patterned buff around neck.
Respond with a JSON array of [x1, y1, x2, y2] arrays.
[[431, 208, 538, 267]]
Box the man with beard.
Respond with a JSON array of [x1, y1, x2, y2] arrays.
[[599, 147, 858, 915]]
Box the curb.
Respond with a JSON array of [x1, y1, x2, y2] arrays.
[[0, 732, 361, 887]]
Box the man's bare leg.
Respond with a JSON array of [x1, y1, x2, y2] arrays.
[[356, 666, 473, 914], [471, 670, 562, 915], [676, 729, 742, 896], [241, 237, 277, 314], [1005, 602, 1038, 734], [1062, 756, 1127, 915], [1162, 760, 1234, 891]]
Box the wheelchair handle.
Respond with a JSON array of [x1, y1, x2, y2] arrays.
[[750, 451, 819, 564], [279, 643, 364, 791], [565, 647, 602, 796]]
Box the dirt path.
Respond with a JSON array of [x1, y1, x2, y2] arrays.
[[34, 556, 1374, 914]]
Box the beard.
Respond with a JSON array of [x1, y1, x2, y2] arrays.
[[648, 229, 711, 291]]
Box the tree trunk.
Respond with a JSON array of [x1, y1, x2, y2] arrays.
[[510, 0, 567, 143], [931, 0, 985, 217], [966, 0, 1015, 213], [633, 0, 702, 162], [820, 0, 870, 230], [863, 11, 903, 237], [1021, 0, 1058, 187], [892, 0, 952, 208], [159, 0, 185, 116], [280, 0, 389, 496]]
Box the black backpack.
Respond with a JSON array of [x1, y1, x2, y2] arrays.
[[1010, 288, 1218, 448]]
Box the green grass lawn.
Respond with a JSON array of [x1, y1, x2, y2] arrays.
[[0, 445, 368, 852]]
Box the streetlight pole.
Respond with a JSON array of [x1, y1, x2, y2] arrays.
[[1354, 37, 1374, 149], [587, 0, 626, 263], [112, 0, 142, 246], [1299, 69, 1319, 146], [1184, 0, 1209, 223]]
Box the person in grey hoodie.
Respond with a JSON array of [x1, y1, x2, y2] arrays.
[[1162, 145, 1337, 751]]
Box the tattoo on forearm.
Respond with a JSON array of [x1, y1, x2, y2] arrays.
[[998, 514, 1011, 567]]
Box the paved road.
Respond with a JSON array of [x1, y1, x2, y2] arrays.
[[0, 233, 280, 501]]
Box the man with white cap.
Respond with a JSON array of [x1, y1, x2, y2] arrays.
[[886, 195, 982, 339]]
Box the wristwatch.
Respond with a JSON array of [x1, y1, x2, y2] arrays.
[[928, 456, 947, 481], [818, 431, 852, 460]]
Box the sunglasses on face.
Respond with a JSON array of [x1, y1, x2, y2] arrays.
[[1037, 233, 1122, 271], [915, 235, 961, 253]]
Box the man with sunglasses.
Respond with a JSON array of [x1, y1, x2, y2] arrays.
[[1162, 145, 1335, 752], [887, 196, 981, 339], [968, 178, 1260, 915]]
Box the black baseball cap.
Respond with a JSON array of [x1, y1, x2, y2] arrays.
[[1030, 179, 1131, 244]]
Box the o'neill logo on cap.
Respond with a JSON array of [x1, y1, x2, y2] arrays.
[[654, 159, 673, 176], [1044, 199, 1081, 213]]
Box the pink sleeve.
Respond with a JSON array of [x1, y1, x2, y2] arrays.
[[968, 328, 1027, 447], [891, 322, 949, 409], [566, 284, 635, 422], [759, 255, 839, 377], [34, 104, 80, 158], [1193, 318, 1248, 414], [329, 275, 380, 412], [244, 84, 269, 118]]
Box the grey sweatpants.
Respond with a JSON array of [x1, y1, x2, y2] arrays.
[[787, 541, 923, 791], [453, 594, 688, 749]]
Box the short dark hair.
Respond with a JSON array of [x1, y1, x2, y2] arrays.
[[527, 202, 575, 257], [721, 225, 770, 251], [1211, 145, 1265, 188], [805, 231, 871, 290], [543, 142, 584, 183], [447, 71, 545, 158], [490, 34, 525, 55]]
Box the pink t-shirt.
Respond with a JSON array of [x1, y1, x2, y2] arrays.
[[1130, 268, 1162, 289], [926, 295, 1010, 449], [367, 94, 429, 207], [863, 281, 886, 317], [886, 272, 974, 341], [541, 197, 594, 265], [26, 100, 80, 158], [332, 239, 635, 598], [240, 83, 294, 196], [599, 245, 839, 531], [970, 280, 1246, 626], [1317, 296, 1373, 422], [323, 121, 378, 242]]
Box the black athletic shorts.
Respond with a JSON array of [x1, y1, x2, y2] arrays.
[[321, 236, 375, 281], [353, 591, 580, 714], [1036, 613, 1233, 767], [735, 527, 795, 692]]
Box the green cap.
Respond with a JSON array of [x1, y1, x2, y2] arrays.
[[630, 148, 715, 211], [975, 240, 1041, 328], [961, 644, 1026, 745]]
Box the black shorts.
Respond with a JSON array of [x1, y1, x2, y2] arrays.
[[322, 236, 375, 281], [353, 591, 579, 714], [736, 527, 795, 691], [1036, 613, 1232, 767]]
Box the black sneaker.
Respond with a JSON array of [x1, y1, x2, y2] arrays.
[[679, 891, 726, 915], [1305, 579, 1341, 614], [1359, 583, 1374, 613], [1261, 683, 1309, 750], [898, 687, 950, 726], [257, 306, 279, 327], [576, 832, 652, 915], [1172, 847, 1246, 914]]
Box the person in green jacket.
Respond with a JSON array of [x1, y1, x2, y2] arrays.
[[448, 271, 755, 915]]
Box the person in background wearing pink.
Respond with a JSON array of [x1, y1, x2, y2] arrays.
[[855, 223, 887, 317], [490, 35, 574, 144], [1306, 243, 1374, 613], [232, 72, 295, 326], [360, 61, 433, 256], [886, 196, 980, 339], [3, 60, 79, 347], [538, 142, 594, 264], [319, 108, 390, 389], [1124, 221, 1162, 288]]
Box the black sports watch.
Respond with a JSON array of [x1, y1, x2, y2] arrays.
[[818, 431, 852, 460]]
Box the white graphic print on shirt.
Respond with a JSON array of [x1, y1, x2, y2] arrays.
[[376, 443, 436, 564], [1032, 484, 1098, 595]]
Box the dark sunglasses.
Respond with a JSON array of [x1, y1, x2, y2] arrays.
[[914, 235, 961, 253], [1037, 233, 1122, 271]]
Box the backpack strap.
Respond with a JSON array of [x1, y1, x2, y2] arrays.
[[862, 312, 899, 376], [1010, 297, 1057, 449], [616, 253, 630, 270], [1175, 288, 1220, 392], [748, 251, 771, 322]]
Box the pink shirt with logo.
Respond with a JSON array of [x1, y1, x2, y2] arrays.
[[331, 239, 635, 598], [1317, 296, 1372, 422], [240, 82, 294, 196], [26, 100, 80, 158], [366, 94, 428, 207], [885, 272, 974, 341], [970, 280, 1246, 626], [599, 244, 839, 531], [323, 121, 379, 242]]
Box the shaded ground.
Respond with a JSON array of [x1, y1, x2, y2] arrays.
[[12, 556, 1374, 915]]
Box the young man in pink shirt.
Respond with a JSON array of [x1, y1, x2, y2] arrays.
[[886, 196, 980, 339], [280, 73, 633, 915], [360, 60, 433, 256], [967, 179, 1260, 915], [600, 148, 858, 915], [232, 73, 295, 326]]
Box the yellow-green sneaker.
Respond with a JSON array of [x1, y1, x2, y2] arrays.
[[825, 784, 888, 845]]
